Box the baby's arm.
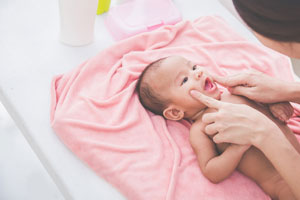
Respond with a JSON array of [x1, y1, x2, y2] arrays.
[[190, 121, 250, 184]]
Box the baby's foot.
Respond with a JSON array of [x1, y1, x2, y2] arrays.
[[268, 102, 294, 122]]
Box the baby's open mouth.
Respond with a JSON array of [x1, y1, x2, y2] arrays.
[[204, 78, 214, 91]]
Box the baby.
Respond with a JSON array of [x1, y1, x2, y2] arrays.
[[136, 55, 300, 200]]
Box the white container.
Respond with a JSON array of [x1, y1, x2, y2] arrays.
[[59, 0, 98, 46]]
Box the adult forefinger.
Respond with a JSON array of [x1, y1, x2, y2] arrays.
[[190, 90, 223, 109]]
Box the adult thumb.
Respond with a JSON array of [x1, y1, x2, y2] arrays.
[[229, 85, 251, 97], [214, 73, 248, 88], [190, 90, 222, 109]]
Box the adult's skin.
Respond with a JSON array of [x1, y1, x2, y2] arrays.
[[216, 70, 300, 104], [189, 0, 300, 198], [190, 90, 300, 199]]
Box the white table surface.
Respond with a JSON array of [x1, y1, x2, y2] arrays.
[[0, 0, 258, 199]]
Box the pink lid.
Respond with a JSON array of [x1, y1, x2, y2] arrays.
[[105, 0, 182, 40]]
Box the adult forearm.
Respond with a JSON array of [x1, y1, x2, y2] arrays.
[[286, 82, 300, 104], [255, 129, 300, 199]]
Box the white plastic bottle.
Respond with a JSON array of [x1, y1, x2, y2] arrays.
[[58, 0, 98, 46]]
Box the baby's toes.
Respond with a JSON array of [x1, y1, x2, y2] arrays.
[[280, 113, 289, 122], [272, 109, 286, 122]]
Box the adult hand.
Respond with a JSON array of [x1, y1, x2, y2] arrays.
[[190, 90, 279, 146], [214, 70, 294, 103]]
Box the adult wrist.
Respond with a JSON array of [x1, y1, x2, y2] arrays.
[[274, 81, 298, 102], [251, 121, 282, 148], [287, 82, 300, 104]]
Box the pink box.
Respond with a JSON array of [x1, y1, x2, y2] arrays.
[[105, 0, 182, 40]]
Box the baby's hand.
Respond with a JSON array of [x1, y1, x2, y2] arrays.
[[268, 102, 294, 122]]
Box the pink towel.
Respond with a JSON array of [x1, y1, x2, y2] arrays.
[[51, 16, 299, 200]]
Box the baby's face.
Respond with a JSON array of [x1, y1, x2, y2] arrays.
[[151, 56, 221, 117]]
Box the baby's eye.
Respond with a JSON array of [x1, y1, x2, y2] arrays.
[[181, 77, 188, 85], [192, 65, 197, 70]]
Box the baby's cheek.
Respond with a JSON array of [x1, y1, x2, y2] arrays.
[[196, 101, 206, 111]]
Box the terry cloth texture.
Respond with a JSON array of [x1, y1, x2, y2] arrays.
[[51, 16, 299, 200]]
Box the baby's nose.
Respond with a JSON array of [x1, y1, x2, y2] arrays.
[[194, 71, 203, 79]]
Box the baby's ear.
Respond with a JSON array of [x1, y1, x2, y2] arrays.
[[163, 105, 184, 121]]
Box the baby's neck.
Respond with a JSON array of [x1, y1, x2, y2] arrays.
[[189, 108, 207, 122], [189, 92, 224, 122]]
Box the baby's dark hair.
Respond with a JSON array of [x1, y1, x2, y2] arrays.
[[135, 57, 170, 116]]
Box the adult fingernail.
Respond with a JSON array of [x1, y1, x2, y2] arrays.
[[213, 136, 220, 143], [190, 90, 200, 96], [190, 90, 198, 95]]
